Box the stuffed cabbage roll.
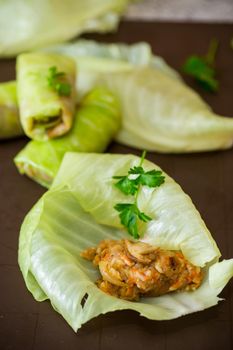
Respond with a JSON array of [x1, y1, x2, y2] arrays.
[[18, 153, 233, 331], [17, 53, 76, 140], [14, 88, 120, 187], [0, 81, 23, 139]]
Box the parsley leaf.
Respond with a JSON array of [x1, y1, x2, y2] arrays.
[[128, 166, 145, 175], [114, 203, 152, 239], [47, 66, 71, 97], [129, 166, 165, 188], [113, 176, 138, 195], [182, 38, 219, 92], [113, 151, 165, 239], [114, 166, 165, 194]]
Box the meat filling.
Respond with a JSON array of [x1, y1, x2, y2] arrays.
[[81, 239, 203, 301]]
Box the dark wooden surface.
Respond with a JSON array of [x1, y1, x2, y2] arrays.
[[0, 21, 233, 350]]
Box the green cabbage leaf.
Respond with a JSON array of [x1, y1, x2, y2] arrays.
[[18, 153, 233, 331], [101, 68, 233, 152]]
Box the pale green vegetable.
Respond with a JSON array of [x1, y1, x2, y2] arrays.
[[0, 81, 23, 139], [0, 0, 135, 57], [17, 53, 76, 140], [19, 153, 233, 331], [14, 88, 120, 188], [100, 68, 233, 152]]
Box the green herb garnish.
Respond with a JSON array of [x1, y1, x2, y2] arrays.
[[182, 38, 219, 92], [47, 66, 71, 96], [113, 151, 165, 239]]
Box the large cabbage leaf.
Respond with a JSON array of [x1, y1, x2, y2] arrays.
[[19, 153, 233, 331], [0, 0, 135, 56], [100, 68, 233, 152]]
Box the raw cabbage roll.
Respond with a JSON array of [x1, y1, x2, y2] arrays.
[[0, 81, 23, 139], [101, 68, 233, 152], [0, 0, 135, 56], [18, 153, 233, 331], [14, 88, 120, 188], [17, 53, 76, 140]]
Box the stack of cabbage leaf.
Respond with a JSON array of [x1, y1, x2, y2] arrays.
[[18, 153, 233, 331], [14, 88, 120, 187], [0, 0, 136, 56], [17, 53, 76, 140], [0, 81, 23, 139]]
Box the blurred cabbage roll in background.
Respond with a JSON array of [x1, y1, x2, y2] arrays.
[[0, 0, 135, 57], [0, 81, 23, 139], [14, 88, 121, 188], [17, 53, 76, 141]]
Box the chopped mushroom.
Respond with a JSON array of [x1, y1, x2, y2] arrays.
[[81, 239, 203, 301]]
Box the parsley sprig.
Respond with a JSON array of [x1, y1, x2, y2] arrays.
[[47, 66, 71, 96], [182, 38, 219, 92], [113, 151, 165, 239]]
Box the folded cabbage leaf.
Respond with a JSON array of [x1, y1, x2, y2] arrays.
[[101, 67, 233, 152], [14, 88, 120, 187], [19, 153, 233, 331], [0, 81, 23, 139], [17, 53, 76, 140], [0, 0, 135, 57]]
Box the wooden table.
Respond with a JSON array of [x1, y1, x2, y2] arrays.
[[1, 21, 233, 350]]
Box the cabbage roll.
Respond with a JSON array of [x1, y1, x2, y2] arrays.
[[0, 0, 134, 57], [18, 153, 233, 331], [0, 81, 23, 139], [17, 53, 76, 140], [14, 88, 120, 187]]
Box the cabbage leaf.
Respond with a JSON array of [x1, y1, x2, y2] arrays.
[[101, 68, 233, 152], [19, 153, 233, 331]]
